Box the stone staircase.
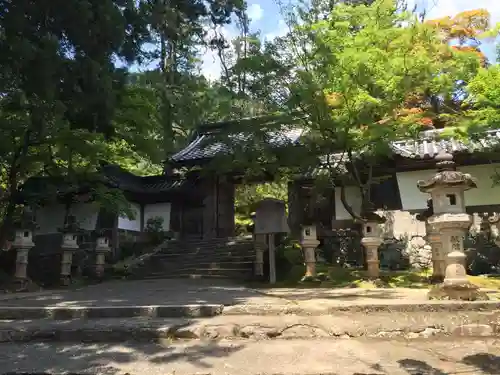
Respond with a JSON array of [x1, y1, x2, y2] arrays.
[[128, 236, 256, 281]]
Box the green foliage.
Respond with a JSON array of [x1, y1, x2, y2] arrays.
[[234, 179, 289, 232], [144, 216, 172, 244], [0, 0, 148, 245], [227, 0, 485, 218], [462, 65, 500, 132], [135, 0, 248, 156]]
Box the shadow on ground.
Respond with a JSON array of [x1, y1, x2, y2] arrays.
[[0, 278, 278, 308], [1, 341, 500, 374], [253, 288, 423, 301], [397, 353, 500, 375], [0, 341, 245, 374]]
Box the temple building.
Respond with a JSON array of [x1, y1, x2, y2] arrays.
[[20, 116, 500, 254]]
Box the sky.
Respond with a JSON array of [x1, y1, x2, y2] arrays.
[[200, 0, 500, 80]]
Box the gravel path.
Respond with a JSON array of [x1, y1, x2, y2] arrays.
[[1, 337, 499, 374]]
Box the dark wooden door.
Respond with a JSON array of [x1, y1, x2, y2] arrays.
[[181, 206, 203, 239]]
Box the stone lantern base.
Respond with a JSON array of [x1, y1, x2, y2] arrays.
[[428, 283, 488, 301], [361, 237, 383, 279], [3, 278, 41, 293], [300, 238, 320, 283]]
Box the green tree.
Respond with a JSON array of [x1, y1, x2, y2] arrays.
[[136, 0, 247, 157], [462, 65, 500, 132], [229, 0, 483, 220], [0, 0, 145, 246]]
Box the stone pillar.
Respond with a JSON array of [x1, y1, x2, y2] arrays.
[[362, 237, 382, 278], [95, 236, 111, 278], [60, 233, 79, 286], [12, 229, 35, 287], [427, 224, 446, 282], [360, 212, 385, 279], [417, 199, 445, 282], [300, 225, 320, 280], [417, 150, 485, 300], [254, 233, 266, 277], [442, 227, 470, 286]]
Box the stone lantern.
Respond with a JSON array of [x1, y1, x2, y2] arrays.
[[359, 206, 386, 279], [416, 198, 445, 283], [58, 214, 81, 286], [11, 207, 37, 289], [486, 213, 500, 247], [417, 150, 484, 300], [95, 229, 111, 279], [300, 224, 320, 281]]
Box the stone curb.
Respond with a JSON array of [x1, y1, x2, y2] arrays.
[[0, 304, 224, 320], [2, 301, 500, 321], [0, 301, 500, 320], [0, 321, 498, 343], [0, 291, 54, 302], [223, 301, 500, 315]]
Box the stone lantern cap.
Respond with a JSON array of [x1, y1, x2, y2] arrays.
[[417, 150, 477, 193], [12, 207, 38, 231], [356, 203, 386, 224], [58, 214, 82, 234], [487, 212, 500, 225]]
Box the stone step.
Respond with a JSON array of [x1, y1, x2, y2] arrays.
[[2, 299, 500, 322], [1, 310, 499, 343], [161, 267, 253, 275], [137, 273, 254, 281], [0, 304, 224, 320], [162, 243, 255, 250], [158, 261, 255, 269], [156, 246, 255, 255], [145, 269, 254, 281], [160, 238, 253, 251], [127, 237, 256, 280], [153, 253, 255, 261]]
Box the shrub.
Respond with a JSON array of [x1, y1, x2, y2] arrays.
[[144, 216, 166, 245]]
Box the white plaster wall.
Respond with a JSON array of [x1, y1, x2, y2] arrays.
[[396, 170, 432, 211], [397, 163, 500, 211], [35, 203, 99, 234], [118, 202, 141, 232], [334, 186, 362, 220], [144, 203, 171, 231], [461, 164, 500, 206]]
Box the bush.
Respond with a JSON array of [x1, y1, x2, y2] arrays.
[[465, 234, 500, 275], [144, 216, 166, 245], [263, 235, 303, 281]]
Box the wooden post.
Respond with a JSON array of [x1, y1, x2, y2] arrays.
[[268, 233, 276, 284]]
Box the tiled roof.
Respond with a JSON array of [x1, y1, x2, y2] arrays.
[[21, 166, 192, 200], [171, 115, 304, 164], [100, 165, 192, 194], [173, 115, 500, 165], [298, 129, 500, 179], [390, 129, 500, 159]]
